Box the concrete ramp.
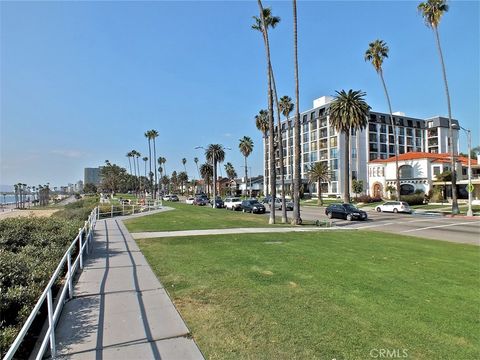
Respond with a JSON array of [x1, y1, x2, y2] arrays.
[[55, 218, 204, 359]]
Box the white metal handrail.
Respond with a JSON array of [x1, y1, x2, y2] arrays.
[[96, 200, 162, 219], [3, 207, 99, 360]]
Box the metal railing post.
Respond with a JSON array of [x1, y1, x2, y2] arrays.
[[84, 221, 89, 254], [47, 289, 56, 358], [79, 229, 83, 270], [111, 205, 113, 218], [122, 203, 125, 216], [67, 250, 73, 299], [96, 206, 99, 220]]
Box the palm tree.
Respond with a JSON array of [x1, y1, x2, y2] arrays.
[[161, 175, 170, 194], [329, 89, 371, 204], [365, 39, 401, 200], [307, 162, 331, 206], [142, 157, 148, 194], [147, 130, 159, 199], [255, 109, 269, 137], [239, 136, 254, 197], [158, 157, 167, 192], [206, 144, 226, 204], [178, 171, 188, 195], [194, 157, 200, 178], [182, 158, 187, 173], [126, 152, 133, 175], [279, 95, 295, 222], [200, 162, 213, 197], [292, 0, 301, 225], [253, 2, 277, 224], [144, 131, 153, 194], [418, 0, 458, 214], [224, 162, 238, 195]]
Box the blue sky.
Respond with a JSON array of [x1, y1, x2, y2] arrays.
[[1, 0, 478, 187]]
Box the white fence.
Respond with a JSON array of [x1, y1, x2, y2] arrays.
[[3, 207, 99, 360], [97, 200, 162, 219]]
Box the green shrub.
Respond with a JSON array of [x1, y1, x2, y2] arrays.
[[401, 194, 425, 206], [0, 217, 80, 355], [356, 195, 382, 203]]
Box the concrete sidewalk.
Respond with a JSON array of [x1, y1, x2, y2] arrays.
[[54, 218, 204, 359]]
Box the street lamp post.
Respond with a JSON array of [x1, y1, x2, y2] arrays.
[[455, 125, 473, 216]]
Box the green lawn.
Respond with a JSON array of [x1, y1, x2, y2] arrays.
[[124, 202, 291, 232], [137, 231, 480, 360]]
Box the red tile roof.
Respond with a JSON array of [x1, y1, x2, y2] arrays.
[[369, 152, 477, 166]]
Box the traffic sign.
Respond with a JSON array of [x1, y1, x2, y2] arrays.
[[467, 183, 474, 193]]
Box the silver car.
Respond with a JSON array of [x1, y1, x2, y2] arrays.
[[375, 201, 412, 214]]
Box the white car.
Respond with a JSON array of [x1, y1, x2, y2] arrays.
[[162, 195, 171, 201], [185, 197, 195, 205], [224, 197, 242, 211], [375, 201, 412, 214]]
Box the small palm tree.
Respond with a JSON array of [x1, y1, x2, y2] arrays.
[[178, 171, 188, 195], [224, 162, 238, 195], [194, 157, 200, 178], [144, 131, 153, 192], [239, 136, 254, 197], [182, 158, 187, 173], [365, 39, 401, 200], [329, 89, 370, 203], [200, 162, 213, 197], [206, 144, 226, 202], [126, 152, 133, 175], [142, 157, 148, 193], [307, 162, 331, 206], [255, 109, 269, 137], [418, 0, 458, 214]]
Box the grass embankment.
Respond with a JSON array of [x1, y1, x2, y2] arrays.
[[124, 202, 291, 232], [137, 231, 480, 359]]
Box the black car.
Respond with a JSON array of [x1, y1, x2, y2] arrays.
[[210, 197, 225, 208], [194, 195, 209, 206], [241, 199, 266, 214], [325, 203, 368, 221], [170, 195, 179, 202]]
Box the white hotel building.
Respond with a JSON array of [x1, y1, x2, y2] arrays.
[[263, 96, 460, 198]]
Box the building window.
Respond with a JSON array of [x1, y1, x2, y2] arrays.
[[369, 143, 378, 151], [331, 181, 338, 192], [380, 134, 387, 143], [369, 123, 377, 131], [380, 124, 387, 133], [330, 137, 337, 147], [400, 184, 415, 195], [370, 133, 378, 142], [399, 165, 414, 179], [352, 148, 357, 159], [433, 166, 441, 176], [329, 148, 337, 158], [330, 159, 338, 170]]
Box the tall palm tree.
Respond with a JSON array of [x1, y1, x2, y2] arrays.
[[329, 89, 371, 204], [365, 39, 401, 200], [279, 95, 295, 222], [307, 162, 331, 206], [418, 0, 458, 214], [255, 109, 270, 196], [182, 158, 187, 173], [126, 152, 133, 175], [194, 157, 200, 178], [239, 136, 254, 197], [142, 157, 148, 193], [206, 144, 226, 205], [134, 150, 141, 195], [158, 157, 166, 192], [144, 131, 153, 194], [292, 0, 301, 225], [148, 130, 159, 199], [200, 163, 213, 197], [254, 1, 277, 224]]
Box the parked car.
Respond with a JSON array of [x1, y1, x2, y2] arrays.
[[270, 198, 294, 211], [375, 201, 412, 213], [162, 195, 171, 201], [325, 203, 368, 221], [186, 197, 195, 205], [210, 197, 224, 208], [170, 195, 179, 202], [194, 196, 209, 206], [241, 199, 266, 214], [224, 197, 243, 211]]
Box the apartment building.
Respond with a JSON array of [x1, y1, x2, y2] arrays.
[[263, 96, 459, 197]]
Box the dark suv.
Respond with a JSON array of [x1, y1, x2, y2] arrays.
[[325, 203, 368, 221], [241, 199, 266, 214]]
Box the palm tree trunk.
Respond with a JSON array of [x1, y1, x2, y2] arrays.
[[244, 156, 248, 197], [379, 70, 400, 201], [147, 140, 152, 195], [292, 0, 301, 224], [128, 157, 132, 175], [153, 140, 157, 200], [317, 180, 321, 206], [344, 132, 351, 203], [271, 69, 287, 223], [258, 0, 276, 224], [434, 27, 458, 214]]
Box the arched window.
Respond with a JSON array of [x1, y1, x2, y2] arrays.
[[400, 184, 415, 195], [399, 165, 414, 179]]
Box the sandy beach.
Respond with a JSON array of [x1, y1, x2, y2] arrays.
[[0, 205, 59, 219]]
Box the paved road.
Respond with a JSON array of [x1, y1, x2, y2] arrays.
[[295, 206, 480, 245]]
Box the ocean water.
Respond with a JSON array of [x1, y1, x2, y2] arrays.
[[0, 194, 33, 204]]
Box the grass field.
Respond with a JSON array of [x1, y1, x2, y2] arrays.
[[137, 231, 480, 360], [124, 202, 292, 232]]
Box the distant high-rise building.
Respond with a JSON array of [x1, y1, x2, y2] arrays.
[[84, 167, 102, 186], [75, 180, 84, 193]]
